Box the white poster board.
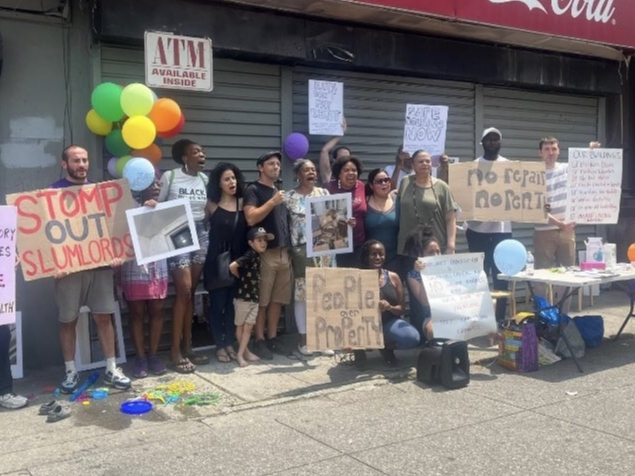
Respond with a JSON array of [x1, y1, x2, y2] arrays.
[[0, 206, 17, 325], [420, 253, 497, 340], [565, 148, 622, 224], [126, 199, 199, 265], [402, 104, 449, 156], [308, 80, 344, 136], [305, 193, 353, 258]]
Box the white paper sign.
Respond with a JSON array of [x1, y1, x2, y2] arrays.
[[403, 104, 449, 156], [308, 80, 344, 136], [0, 206, 17, 326], [145, 31, 213, 92], [420, 253, 497, 341], [565, 148, 622, 224], [305, 193, 353, 258]]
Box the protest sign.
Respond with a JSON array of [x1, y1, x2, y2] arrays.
[[420, 253, 497, 341], [10, 311, 23, 379], [0, 206, 17, 325], [6, 180, 136, 281], [450, 161, 548, 223], [402, 104, 448, 156], [308, 80, 344, 136], [306, 267, 384, 352], [565, 148, 622, 224], [305, 193, 353, 258], [127, 199, 199, 265]]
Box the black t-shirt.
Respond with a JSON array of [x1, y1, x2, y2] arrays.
[[243, 181, 291, 248], [235, 249, 261, 303]]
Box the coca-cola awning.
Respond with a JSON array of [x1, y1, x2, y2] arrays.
[[219, 0, 633, 60]]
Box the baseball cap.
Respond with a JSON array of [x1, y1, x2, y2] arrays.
[[257, 151, 282, 166], [247, 227, 275, 241], [481, 127, 502, 141]]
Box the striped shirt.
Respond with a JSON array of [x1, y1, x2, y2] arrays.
[[536, 162, 568, 231]]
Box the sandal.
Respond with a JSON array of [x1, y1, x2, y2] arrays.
[[39, 400, 58, 415], [171, 358, 196, 374], [216, 350, 231, 363], [185, 352, 210, 365], [226, 347, 238, 361], [46, 404, 71, 423]]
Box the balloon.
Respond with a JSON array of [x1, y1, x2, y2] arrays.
[[91, 82, 124, 122], [105, 129, 131, 157], [122, 116, 157, 150], [157, 113, 185, 138], [148, 98, 182, 132], [120, 83, 155, 117], [283, 132, 309, 161], [85, 109, 112, 136], [628, 243, 635, 262], [494, 239, 528, 276], [132, 143, 162, 165], [115, 155, 133, 178], [107, 157, 119, 177], [123, 157, 156, 191]]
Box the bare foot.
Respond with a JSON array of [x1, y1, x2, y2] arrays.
[[245, 350, 260, 362], [236, 355, 248, 367]]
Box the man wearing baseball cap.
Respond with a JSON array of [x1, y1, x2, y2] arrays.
[[243, 151, 292, 359], [465, 128, 512, 322]]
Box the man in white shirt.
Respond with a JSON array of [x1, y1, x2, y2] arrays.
[[465, 128, 512, 322]]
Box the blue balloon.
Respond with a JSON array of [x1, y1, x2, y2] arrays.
[[493, 239, 528, 276], [123, 157, 155, 191]]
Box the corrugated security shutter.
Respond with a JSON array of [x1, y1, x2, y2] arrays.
[[101, 46, 282, 181], [483, 86, 600, 253]]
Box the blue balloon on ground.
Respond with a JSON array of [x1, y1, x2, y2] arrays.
[[283, 132, 309, 161], [494, 239, 528, 276], [123, 157, 155, 191]]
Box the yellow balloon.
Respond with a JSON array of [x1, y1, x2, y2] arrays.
[[122, 116, 156, 150], [120, 83, 155, 117], [85, 109, 112, 136]]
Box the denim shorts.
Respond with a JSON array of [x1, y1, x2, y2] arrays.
[[168, 220, 209, 271]]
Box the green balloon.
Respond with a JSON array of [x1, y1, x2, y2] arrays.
[[91, 82, 124, 122], [105, 129, 131, 157], [115, 155, 133, 178]]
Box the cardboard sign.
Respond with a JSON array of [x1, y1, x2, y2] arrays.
[[0, 206, 17, 325], [145, 31, 213, 92], [450, 161, 548, 223], [6, 180, 136, 281], [402, 104, 448, 155], [420, 253, 497, 341], [565, 148, 623, 224], [306, 267, 384, 352], [308, 80, 344, 136]]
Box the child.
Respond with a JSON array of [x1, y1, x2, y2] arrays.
[[403, 225, 441, 342], [229, 227, 273, 367]]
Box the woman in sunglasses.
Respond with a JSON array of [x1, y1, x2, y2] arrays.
[[365, 169, 400, 274], [396, 150, 457, 258]]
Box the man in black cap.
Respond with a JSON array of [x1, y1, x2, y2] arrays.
[[243, 151, 292, 359]]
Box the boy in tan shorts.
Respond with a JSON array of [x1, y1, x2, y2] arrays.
[[230, 227, 274, 367]]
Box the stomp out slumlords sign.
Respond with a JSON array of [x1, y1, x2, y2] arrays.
[[450, 161, 548, 223], [6, 180, 136, 281], [306, 267, 384, 352]]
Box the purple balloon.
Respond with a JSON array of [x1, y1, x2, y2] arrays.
[[283, 132, 309, 161], [107, 157, 119, 177]]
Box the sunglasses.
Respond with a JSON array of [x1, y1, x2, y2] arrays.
[[373, 178, 391, 185]]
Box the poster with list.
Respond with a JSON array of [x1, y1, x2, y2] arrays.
[[565, 148, 622, 224]]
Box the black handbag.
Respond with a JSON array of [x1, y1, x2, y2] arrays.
[[207, 199, 239, 290]]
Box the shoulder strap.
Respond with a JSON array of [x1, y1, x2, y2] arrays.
[[198, 171, 207, 185], [231, 197, 240, 233]]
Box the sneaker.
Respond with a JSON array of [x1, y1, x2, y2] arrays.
[[61, 370, 79, 394], [319, 349, 335, 357], [298, 345, 314, 356], [266, 337, 286, 356], [148, 355, 167, 376], [104, 367, 132, 390], [252, 339, 273, 360], [0, 393, 28, 410], [133, 357, 148, 379]]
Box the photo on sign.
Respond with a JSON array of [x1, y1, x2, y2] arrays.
[[305, 193, 353, 258], [74, 305, 126, 372], [10, 311, 23, 379], [126, 199, 200, 266]]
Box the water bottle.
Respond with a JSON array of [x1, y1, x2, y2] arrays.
[[526, 251, 535, 275]]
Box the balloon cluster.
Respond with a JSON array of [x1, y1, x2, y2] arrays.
[[86, 82, 185, 191]]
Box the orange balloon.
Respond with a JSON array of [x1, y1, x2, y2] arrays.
[[628, 243, 635, 262], [148, 98, 182, 132], [132, 143, 163, 165], [157, 113, 185, 139]]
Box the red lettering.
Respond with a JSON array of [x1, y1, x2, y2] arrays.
[[38, 189, 60, 219], [65, 243, 85, 268], [52, 246, 69, 270], [99, 238, 114, 262], [88, 240, 103, 264], [60, 190, 80, 218], [153, 36, 168, 65], [35, 249, 55, 275], [187, 40, 205, 68], [13, 195, 41, 234], [123, 234, 135, 258], [77, 186, 103, 216], [21, 251, 38, 278], [99, 182, 123, 218], [170, 37, 182, 66]]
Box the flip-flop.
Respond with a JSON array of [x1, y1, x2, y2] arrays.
[[39, 400, 58, 415], [170, 359, 196, 374], [216, 350, 231, 363], [185, 352, 210, 365], [226, 348, 238, 361], [46, 404, 71, 423]]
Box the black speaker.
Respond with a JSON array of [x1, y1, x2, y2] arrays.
[[416, 338, 470, 390], [416, 338, 446, 385]]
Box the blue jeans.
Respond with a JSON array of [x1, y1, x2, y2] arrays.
[[207, 287, 236, 348], [0, 325, 12, 395], [383, 318, 420, 349]]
